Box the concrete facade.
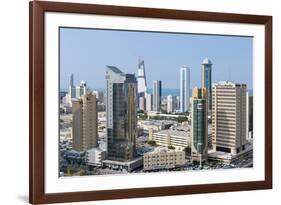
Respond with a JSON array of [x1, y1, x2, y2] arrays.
[[143, 148, 186, 171], [72, 93, 98, 151], [212, 81, 247, 155]]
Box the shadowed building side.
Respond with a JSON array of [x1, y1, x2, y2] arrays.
[[106, 66, 137, 162], [152, 80, 162, 112], [191, 87, 208, 165]]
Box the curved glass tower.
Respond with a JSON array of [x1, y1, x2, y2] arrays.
[[137, 58, 147, 96], [201, 58, 212, 111]]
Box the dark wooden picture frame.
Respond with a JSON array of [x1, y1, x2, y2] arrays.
[[29, 1, 272, 204]]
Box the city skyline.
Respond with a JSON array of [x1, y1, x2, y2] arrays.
[[59, 27, 254, 176], [60, 28, 253, 90]]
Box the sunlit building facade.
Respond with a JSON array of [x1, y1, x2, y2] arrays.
[[72, 93, 98, 151], [212, 81, 247, 155], [180, 65, 190, 112], [201, 58, 212, 111]]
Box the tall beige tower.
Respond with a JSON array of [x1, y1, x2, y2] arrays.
[[212, 81, 247, 155], [72, 93, 98, 151]]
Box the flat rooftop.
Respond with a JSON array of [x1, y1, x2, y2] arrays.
[[103, 157, 143, 166]]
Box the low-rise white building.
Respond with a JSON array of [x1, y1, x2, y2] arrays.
[[86, 147, 106, 167], [138, 120, 176, 132], [143, 148, 186, 171], [152, 125, 191, 149]]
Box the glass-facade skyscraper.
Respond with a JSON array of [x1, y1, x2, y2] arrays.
[[191, 87, 208, 164], [201, 58, 212, 111], [137, 58, 147, 96], [180, 65, 190, 113], [152, 80, 162, 112], [75, 81, 87, 98], [106, 66, 137, 162], [137, 59, 148, 110], [68, 73, 74, 98]]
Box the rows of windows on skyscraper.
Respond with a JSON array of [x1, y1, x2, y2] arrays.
[[60, 56, 252, 173]]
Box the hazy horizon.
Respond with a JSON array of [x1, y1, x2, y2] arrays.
[[60, 27, 253, 90]]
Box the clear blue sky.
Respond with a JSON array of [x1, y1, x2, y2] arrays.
[[60, 27, 253, 90]]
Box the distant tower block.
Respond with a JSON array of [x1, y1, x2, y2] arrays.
[[139, 96, 146, 111], [68, 73, 75, 105], [146, 93, 152, 111], [201, 58, 212, 111], [167, 95, 175, 113], [180, 65, 191, 113], [153, 80, 162, 112], [137, 58, 147, 96]]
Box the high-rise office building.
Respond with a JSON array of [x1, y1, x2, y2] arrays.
[[69, 73, 75, 98], [212, 81, 247, 155], [246, 92, 253, 140], [191, 88, 208, 164], [167, 95, 175, 113], [246, 92, 249, 140], [176, 96, 180, 111], [72, 93, 98, 151], [69, 73, 74, 86], [106, 66, 137, 162], [248, 95, 253, 138], [137, 58, 147, 96], [146, 93, 152, 112], [139, 96, 146, 111], [152, 80, 162, 112], [201, 58, 212, 111], [75, 81, 87, 98], [180, 66, 190, 112], [67, 74, 76, 105], [92, 90, 105, 103], [67, 75, 88, 105]]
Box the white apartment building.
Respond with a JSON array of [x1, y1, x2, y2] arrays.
[[146, 93, 152, 111], [86, 147, 106, 167], [152, 126, 190, 149], [167, 95, 176, 113], [139, 96, 146, 111]]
